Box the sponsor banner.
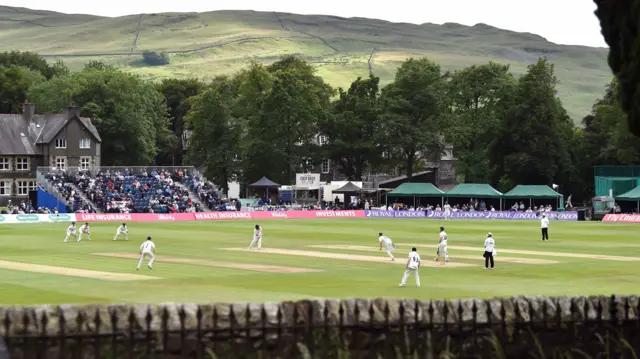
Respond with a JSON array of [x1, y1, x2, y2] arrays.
[[295, 173, 321, 189], [0, 213, 77, 224], [365, 210, 426, 218], [75, 213, 196, 222], [252, 210, 365, 220], [602, 214, 640, 223], [426, 210, 578, 221], [194, 212, 253, 221]]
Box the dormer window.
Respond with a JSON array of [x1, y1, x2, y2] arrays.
[[79, 139, 90, 149], [55, 138, 67, 149], [318, 135, 328, 146]]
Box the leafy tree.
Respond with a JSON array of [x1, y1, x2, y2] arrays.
[[156, 78, 205, 166], [29, 67, 174, 166], [185, 79, 241, 194], [320, 75, 382, 180], [142, 51, 170, 66], [379, 57, 448, 180], [0, 65, 46, 113], [0, 51, 68, 79], [84, 61, 115, 71], [239, 57, 332, 184], [250, 70, 329, 183], [447, 63, 516, 183], [488, 58, 575, 191], [593, 0, 640, 137]]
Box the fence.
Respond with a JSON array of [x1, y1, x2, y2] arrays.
[[2, 295, 640, 359]]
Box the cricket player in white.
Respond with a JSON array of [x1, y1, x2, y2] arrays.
[[434, 226, 449, 262], [63, 222, 77, 243], [378, 232, 397, 261], [399, 247, 421, 287], [77, 223, 91, 242], [248, 225, 262, 249], [541, 214, 550, 241], [483, 233, 496, 269], [137, 236, 156, 270], [114, 223, 129, 241], [444, 202, 452, 221]]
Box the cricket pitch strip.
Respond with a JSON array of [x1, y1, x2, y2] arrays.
[[396, 244, 640, 262], [221, 248, 473, 267], [94, 253, 322, 273], [0, 260, 159, 281], [308, 245, 560, 265]]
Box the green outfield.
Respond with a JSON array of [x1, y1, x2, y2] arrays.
[[0, 219, 638, 305]]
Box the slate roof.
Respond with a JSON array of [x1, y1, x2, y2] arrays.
[[0, 112, 101, 156], [0, 115, 39, 155]]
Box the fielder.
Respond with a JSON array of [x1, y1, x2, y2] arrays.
[[63, 222, 77, 243], [434, 226, 449, 262], [114, 223, 129, 241], [378, 232, 397, 261], [399, 247, 421, 287], [137, 236, 156, 270], [77, 222, 91, 242], [444, 202, 452, 221], [248, 224, 262, 250]]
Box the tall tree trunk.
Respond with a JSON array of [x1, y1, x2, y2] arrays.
[[406, 152, 414, 182]]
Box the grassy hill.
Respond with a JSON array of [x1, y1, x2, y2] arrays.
[[0, 5, 612, 121]]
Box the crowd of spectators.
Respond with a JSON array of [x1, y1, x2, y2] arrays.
[[44, 173, 96, 213], [44, 169, 206, 213]]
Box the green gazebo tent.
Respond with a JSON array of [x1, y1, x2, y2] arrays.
[[444, 183, 503, 210], [387, 182, 444, 208], [616, 186, 640, 212], [503, 185, 562, 209]]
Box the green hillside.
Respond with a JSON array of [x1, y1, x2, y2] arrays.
[[0, 5, 612, 121]]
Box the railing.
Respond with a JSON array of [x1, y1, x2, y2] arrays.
[[36, 166, 197, 177], [2, 295, 639, 359]]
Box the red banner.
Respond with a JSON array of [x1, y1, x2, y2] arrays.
[[602, 214, 640, 223], [251, 210, 365, 220], [75, 213, 196, 222], [75, 210, 366, 222]]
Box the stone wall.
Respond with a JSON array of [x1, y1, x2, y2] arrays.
[[2, 295, 639, 358]]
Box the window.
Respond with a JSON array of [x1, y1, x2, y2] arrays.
[[0, 181, 11, 196], [79, 139, 90, 149], [321, 159, 330, 174], [16, 181, 29, 196], [55, 138, 67, 149], [80, 157, 91, 170], [28, 180, 37, 192], [318, 135, 328, 146], [0, 157, 9, 171], [16, 157, 29, 171], [55, 157, 66, 170]]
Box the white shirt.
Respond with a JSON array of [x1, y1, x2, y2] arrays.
[[80, 224, 90, 232], [140, 241, 156, 253], [484, 237, 495, 252], [541, 217, 549, 229], [379, 236, 392, 246], [444, 204, 451, 213], [407, 251, 421, 269], [67, 225, 76, 234], [254, 227, 262, 238], [117, 225, 128, 233], [439, 231, 448, 243]]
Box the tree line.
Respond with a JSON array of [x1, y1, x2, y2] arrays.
[[0, 50, 638, 202]]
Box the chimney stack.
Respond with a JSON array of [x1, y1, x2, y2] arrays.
[[23, 99, 35, 124], [64, 103, 81, 119]]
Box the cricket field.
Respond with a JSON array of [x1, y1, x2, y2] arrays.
[[0, 218, 638, 305]]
